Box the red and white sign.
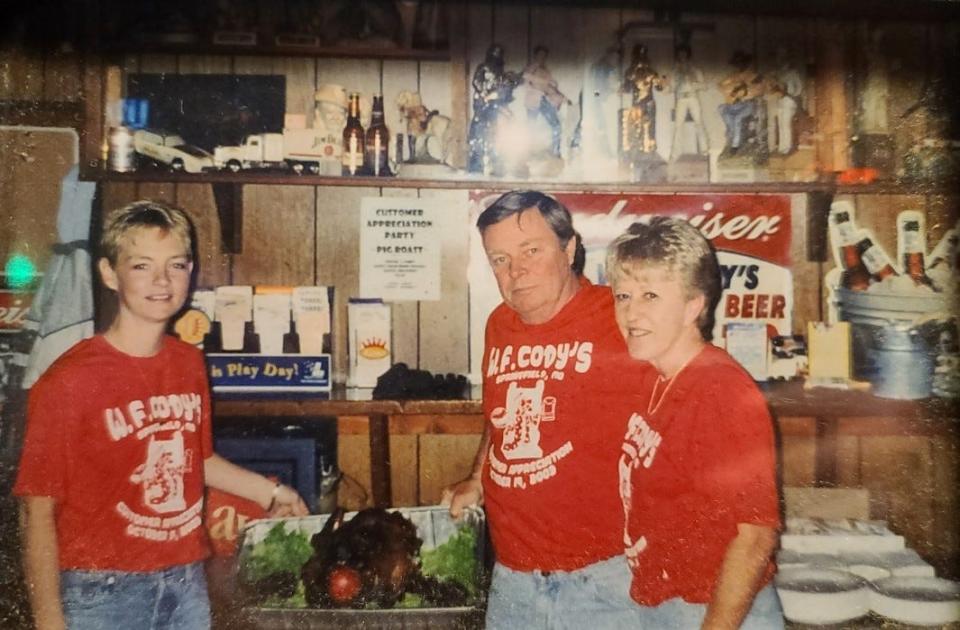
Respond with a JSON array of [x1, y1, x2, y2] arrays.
[[468, 192, 794, 379], [0, 290, 33, 333]]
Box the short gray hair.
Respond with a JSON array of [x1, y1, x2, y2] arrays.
[[477, 190, 585, 275]]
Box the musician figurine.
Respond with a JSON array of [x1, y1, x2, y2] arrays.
[[717, 50, 766, 156], [523, 45, 571, 158], [623, 43, 667, 155], [669, 43, 708, 158], [467, 43, 521, 174], [765, 47, 804, 155]]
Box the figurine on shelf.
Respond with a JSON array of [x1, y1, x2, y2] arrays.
[[765, 47, 804, 155], [860, 26, 890, 135], [395, 90, 452, 165], [522, 45, 571, 158], [212, 0, 259, 46], [467, 43, 522, 174], [275, 0, 323, 47], [397, 90, 430, 161], [314, 84, 347, 136], [668, 43, 708, 159], [311, 84, 348, 174], [574, 45, 622, 161], [717, 50, 766, 157], [623, 43, 666, 155], [326, 0, 403, 48]]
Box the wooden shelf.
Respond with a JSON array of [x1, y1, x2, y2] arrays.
[[0, 100, 84, 128], [97, 43, 449, 61], [82, 166, 956, 196]]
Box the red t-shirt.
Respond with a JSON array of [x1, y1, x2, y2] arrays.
[[482, 278, 651, 571], [14, 335, 214, 571], [619, 344, 780, 605]]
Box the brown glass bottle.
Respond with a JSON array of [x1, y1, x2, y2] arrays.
[[365, 95, 391, 176], [928, 228, 958, 271], [841, 241, 872, 291], [900, 218, 934, 288], [342, 92, 365, 176], [857, 232, 898, 283]]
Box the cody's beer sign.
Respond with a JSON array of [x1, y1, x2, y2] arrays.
[[468, 192, 794, 377]]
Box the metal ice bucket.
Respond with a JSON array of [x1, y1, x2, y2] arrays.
[[834, 287, 953, 399]]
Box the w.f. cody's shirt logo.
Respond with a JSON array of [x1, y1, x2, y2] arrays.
[[485, 341, 593, 489], [619, 412, 663, 566]]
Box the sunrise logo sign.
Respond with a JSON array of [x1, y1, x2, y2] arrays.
[[359, 337, 390, 360]]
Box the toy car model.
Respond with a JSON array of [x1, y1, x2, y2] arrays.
[[132, 129, 214, 173]]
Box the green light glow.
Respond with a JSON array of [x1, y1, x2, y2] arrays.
[[5, 255, 37, 289]]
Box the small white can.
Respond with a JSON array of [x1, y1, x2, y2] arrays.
[[107, 126, 136, 172]]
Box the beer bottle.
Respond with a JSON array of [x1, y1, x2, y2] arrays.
[[841, 242, 872, 291], [897, 210, 934, 288], [365, 95, 391, 176], [830, 203, 870, 290], [928, 225, 959, 271], [342, 92, 365, 176], [856, 229, 898, 283]]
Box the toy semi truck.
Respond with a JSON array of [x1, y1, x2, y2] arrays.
[[213, 129, 341, 175]]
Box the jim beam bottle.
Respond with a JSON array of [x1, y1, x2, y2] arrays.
[[829, 203, 870, 291], [856, 229, 898, 283], [897, 210, 934, 288], [342, 92, 365, 176], [365, 95, 391, 176]]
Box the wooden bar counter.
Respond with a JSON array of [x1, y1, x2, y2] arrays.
[[214, 382, 959, 580]]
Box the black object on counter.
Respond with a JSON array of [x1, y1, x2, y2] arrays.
[[372, 363, 470, 400]]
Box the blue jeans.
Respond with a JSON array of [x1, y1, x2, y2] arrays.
[[634, 583, 784, 629], [486, 555, 639, 630], [61, 562, 210, 630], [719, 100, 756, 148]]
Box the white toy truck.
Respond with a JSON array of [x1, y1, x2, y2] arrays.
[[213, 129, 340, 175]]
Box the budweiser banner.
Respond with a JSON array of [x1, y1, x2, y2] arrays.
[[0, 289, 34, 333], [468, 192, 794, 379]]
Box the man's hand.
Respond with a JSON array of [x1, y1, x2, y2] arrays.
[[440, 476, 483, 519]]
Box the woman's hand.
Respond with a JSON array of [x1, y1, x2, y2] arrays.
[[267, 483, 310, 517]]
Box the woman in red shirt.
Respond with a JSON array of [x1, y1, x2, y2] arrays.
[[606, 216, 784, 629]]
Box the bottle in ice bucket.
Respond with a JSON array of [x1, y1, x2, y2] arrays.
[[897, 210, 934, 288], [365, 94, 391, 176], [856, 229, 898, 283], [928, 223, 959, 271], [830, 206, 870, 291], [342, 92, 365, 176]]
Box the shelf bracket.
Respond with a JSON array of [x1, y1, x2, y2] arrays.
[[212, 182, 243, 254], [806, 190, 833, 263]]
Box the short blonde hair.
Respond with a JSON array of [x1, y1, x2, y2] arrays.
[[606, 216, 722, 341], [100, 200, 194, 266]]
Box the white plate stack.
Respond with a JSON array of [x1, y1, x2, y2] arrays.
[[775, 518, 960, 626]]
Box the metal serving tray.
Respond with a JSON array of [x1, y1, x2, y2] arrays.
[[235, 505, 487, 630]]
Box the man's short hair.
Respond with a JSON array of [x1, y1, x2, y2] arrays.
[[100, 200, 194, 266], [605, 216, 721, 341], [476, 190, 585, 275]]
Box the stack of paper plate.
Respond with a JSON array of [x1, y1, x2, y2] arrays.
[[775, 568, 871, 625], [840, 549, 936, 581], [870, 576, 960, 626]]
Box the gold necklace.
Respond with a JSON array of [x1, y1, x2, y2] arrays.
[[646, 348, 702, 416]]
